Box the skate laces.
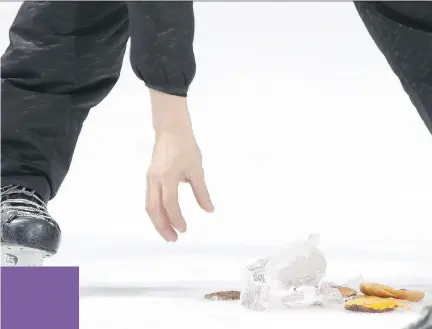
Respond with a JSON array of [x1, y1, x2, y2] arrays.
[[1, 185, 51, 221]]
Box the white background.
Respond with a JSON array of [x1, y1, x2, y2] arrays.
[[1, 3, 431, 328]]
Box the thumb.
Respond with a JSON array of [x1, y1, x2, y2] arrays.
[[189, 170, 214, 212]]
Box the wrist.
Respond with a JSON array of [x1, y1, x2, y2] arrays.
[[149, 89, 194, 137]]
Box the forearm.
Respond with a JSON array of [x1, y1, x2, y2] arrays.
[[127, 1, 196, 97]]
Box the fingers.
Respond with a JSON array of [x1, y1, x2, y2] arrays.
[[189, 169, 214, 212], [146, 178, 178, 242], [161, 182, 187, 233], [146, 167, 213, 242]]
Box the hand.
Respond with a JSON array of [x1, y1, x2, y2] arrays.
[[146, 90, 214, 242]]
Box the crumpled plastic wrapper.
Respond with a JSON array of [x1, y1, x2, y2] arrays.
[[240, 234, 362, 311]]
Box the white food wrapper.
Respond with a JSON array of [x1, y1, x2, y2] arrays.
[[240, 234, 362, 311]]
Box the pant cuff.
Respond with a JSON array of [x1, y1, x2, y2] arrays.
[[1, 175, 51, 203]]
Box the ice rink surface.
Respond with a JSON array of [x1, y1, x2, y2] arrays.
[[47, 238, 432, 329], [1, 2, 432, 329]]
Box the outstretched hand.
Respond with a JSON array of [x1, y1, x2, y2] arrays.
[[146, 90, 214, 241]]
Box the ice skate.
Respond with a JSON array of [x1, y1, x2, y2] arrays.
[[1, 185, 61, 266]]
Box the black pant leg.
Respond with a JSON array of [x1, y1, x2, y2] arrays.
[[1, 1, 129, 202], [355, 1, 432, 136]]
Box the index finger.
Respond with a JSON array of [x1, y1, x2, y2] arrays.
[[189, 169, 214, 212]]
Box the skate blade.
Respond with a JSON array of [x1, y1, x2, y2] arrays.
[[1, 244, 52, 267]]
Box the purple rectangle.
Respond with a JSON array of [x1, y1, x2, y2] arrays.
[[1, 267, 79, 329]]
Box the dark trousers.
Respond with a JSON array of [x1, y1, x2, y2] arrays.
[[355, 2, 432, 136], [1, 2, 130, 202], [2, 2, 432, 203]]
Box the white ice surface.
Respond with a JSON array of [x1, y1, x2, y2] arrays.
[[45, 239, 432, 329], [1, 2, 432, 329]]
